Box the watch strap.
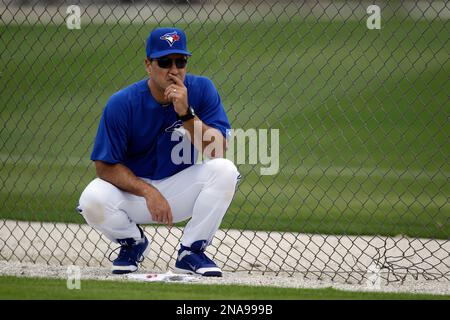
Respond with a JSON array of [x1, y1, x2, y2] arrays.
[[177, 106, 196, 122]]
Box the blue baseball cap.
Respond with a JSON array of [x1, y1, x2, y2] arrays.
[[146, 27, 192, 59]]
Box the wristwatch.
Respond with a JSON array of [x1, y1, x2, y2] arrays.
[[177, 106, 196, 122]]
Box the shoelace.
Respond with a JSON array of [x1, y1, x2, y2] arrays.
[[107, 244, 145, 263], [108, 245, 126, 262]]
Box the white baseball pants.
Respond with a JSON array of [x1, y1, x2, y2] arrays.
[[77, 158, 239, 247]]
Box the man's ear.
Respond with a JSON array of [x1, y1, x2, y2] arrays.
[[144, 58, 151, 75]]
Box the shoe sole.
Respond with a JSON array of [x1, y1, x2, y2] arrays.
[[112, 267, 137, 274], [173, 267, 222, 277]]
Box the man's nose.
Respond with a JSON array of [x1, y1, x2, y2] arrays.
[[168, 62, 179, 74]]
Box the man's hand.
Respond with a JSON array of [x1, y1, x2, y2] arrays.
[[144, 187, 173, 226], [165, 74, 189, 116]]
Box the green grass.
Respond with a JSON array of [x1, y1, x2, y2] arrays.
[[0, 17, 448, 238], [0, 275, 447, 300]]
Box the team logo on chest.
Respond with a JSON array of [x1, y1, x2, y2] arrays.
[[160, 31, 180, 47], [165, 120, 185, 137]]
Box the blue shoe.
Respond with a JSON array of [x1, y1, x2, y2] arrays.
[[174, 241, 222, 277], [110, 226, 150, 275]]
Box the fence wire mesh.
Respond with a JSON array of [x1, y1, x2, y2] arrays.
[[0, 0, 449, 285]]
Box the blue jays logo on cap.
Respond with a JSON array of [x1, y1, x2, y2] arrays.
[[146, 27, 192, 59], [160, 32, 180, 47]]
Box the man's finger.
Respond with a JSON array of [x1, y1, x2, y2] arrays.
[[164, 86, 173, 98], [168, 73, 183, 85], [165, 84, 176, 93], [165, 85, 182, 101], [166, 92, 179, 103], [167, 211, 173, 226]]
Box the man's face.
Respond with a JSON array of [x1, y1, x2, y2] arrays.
[[145, 54, 188, 91]]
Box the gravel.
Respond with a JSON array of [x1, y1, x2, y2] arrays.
[[1, 260, 449, 296], [1, 220, 449, 296]]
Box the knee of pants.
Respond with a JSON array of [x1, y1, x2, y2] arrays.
[[204, 158, 240, 190], [78, 178, 124, 226]]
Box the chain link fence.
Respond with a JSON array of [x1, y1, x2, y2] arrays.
[[0, 0, 449, 285]]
